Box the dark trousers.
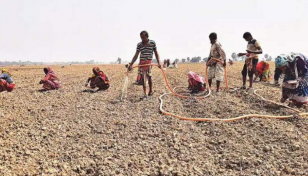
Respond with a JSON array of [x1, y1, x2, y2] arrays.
[[242, 59, 258, 78]]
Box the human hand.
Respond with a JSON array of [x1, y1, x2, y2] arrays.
[[207, 59, 214, 65]]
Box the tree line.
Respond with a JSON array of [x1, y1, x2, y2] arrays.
[[115, 53, 274, 64]]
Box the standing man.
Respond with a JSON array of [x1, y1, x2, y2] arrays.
[[207, 32, 226, 93], [128, 31, 161, 100], [238, 32, 263, 89]]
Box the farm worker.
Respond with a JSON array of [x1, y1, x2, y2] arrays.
[[238, 32, 263, 89], [188, 71, 206, 93], [85, 67, 110, 91], [207, 32, 226, 93], [127, 31, 162, 100], [163, 60, 167, 68], [275, 53, 308, 105], [173, 60, 178, 68], [254, 61, 270, 82], [0, 69, 15, 92], [39, 67, 61, 91], [228, 59, 234, 66], [167, 59, 170, 67]]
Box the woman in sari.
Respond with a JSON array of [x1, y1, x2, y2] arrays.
[[39, 67, 61, 91], [255, 61, 270, 82], [188, 71, 206, 93], [0, 69, 15, 92], [85, 67, 109, 91], [275, 53, 308, 105]]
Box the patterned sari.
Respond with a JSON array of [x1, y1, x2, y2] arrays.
[[282, 54, 308, 105], [42, 67, 61, 90], [89, 67, 109, 90], [0, 72, 15, 92]]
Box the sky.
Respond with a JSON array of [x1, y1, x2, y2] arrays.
[[0, 0, 307, 63]]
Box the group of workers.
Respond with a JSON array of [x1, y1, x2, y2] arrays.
[[125, 30, 308, 105], [0, 66, 109, 93], [1, 30, 307, 106]]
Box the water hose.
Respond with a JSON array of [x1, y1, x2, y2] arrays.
[[121, 62, 308, 121]]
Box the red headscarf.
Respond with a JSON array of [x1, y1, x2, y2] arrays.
[[43, 67, 59, 81], [92, 67, 109, 82]]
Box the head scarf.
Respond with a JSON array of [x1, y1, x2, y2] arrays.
[[43, 67, 58, 81], [294, 53, 307, 61], [287, 52, 297, 62], [188, 71, 206, 84], [1, 68, 11, 76], [92, 67, 101, 76], [275, 54, 294, 68]]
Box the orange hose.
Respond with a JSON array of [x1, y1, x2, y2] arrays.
[[253, 89, 301, 113], [123, 63, 307, 121], [128, 59, 229, 99], [159, 91, 308, 122], [129, 63, 211, 99]]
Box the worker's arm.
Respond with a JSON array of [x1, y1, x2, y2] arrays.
[[216, 44, 226, 67], [238, 53, 247, 57], [128, 51, 140, 71], [39, 73, 50, 84], [154, 49, 161, 68], [247, 48, 262, 54], [85, 77, 91, 86]]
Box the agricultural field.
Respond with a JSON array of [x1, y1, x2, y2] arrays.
[[0, 63, 308, 175]]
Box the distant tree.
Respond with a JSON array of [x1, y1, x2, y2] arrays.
[[203, 57, 208, 62], [268, 56, 272, 61], [197, 56, 201, 61], [85, 60, 95, 64], [191, 57, 195, 62], [237, 55, 246, 61], [191, 56, 201, 63], [231, 52, 238, 61], [117, 58, 122, 64], [264, 54, 269, 60], [187, 57, 190, 62], [182, 58, 186, 63], [175, 58, 180, 63]]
